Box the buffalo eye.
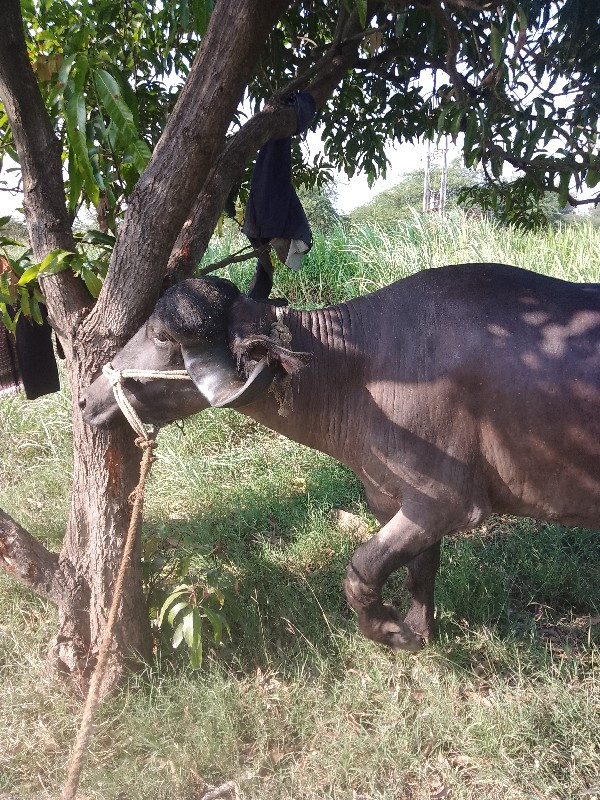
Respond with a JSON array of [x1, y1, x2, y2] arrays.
[[153, 331, 171, 347], [146, 321, 173, 347]]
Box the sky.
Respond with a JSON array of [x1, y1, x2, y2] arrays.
[[332, 137, 460, 214], [0, 137, 455, 220]]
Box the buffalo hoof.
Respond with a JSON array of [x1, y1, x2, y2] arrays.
[[358, 603, 423, 652], [403, 606, 436, 643]]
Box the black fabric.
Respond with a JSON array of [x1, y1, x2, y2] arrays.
[[12, 307, 60, 400], [247, 250, 274, 300], [243, 92, 316, 299], [0, 323, 20, 395]]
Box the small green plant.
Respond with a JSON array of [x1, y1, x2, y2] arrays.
[[158, 571, 231, 669], [0, 218, 113, 332]]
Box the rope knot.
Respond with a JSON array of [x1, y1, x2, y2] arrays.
[[102, 363, 122, 387], [134, 435, 157, 451]]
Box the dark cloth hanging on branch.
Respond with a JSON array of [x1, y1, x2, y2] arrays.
[[0, 308, 60, 400], [0, 323, 20, 397], [243, 91, 316, 299]]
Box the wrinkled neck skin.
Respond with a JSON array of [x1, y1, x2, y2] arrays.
[[241, 301, 365, 468]]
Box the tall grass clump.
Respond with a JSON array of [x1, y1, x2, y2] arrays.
[[2, 210, 600, 799], [343, 210, 600, 294], [200, 211, 600, 309]]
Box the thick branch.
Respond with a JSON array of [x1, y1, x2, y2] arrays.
[[0, 508, 62, 603], [197, 243, 270, 276], [429, 2, 467, 103], [86, 0, 293, 348], [486, 141, 600, 206], [0, 0, 89, 343], [165, 8, 368, 282]]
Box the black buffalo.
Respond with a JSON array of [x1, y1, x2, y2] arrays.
[[81, 263, 600, 650]]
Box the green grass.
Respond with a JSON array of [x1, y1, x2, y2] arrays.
[[2, 213, 600, 799]]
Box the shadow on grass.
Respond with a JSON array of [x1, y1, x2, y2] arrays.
[[144, 459, 600, 681]]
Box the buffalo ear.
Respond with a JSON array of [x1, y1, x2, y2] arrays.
[[181, 342, 279, 409], [232, 334, 311, 378]]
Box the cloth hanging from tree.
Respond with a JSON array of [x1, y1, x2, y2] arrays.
[[0, 322, 20, 396], [0, 309, 60, 399], [243, 91, 316, 299]]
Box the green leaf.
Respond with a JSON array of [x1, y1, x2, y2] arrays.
[[167, 599, 189, 627], [80, 229, 116, 246], [1, 304, 18, 334], [517, 5, 528, 30], [66, 90, 100, 206], [0, 236, 23, 247], [558, 171, 571, 207], [490, 23, 503, 68], [0, 276, 15, 304], [395, 9, 408, 38], [355, 0, 367, 28], [0, 215, 12, 228], [172, 620, 185, 649], [182, 608, 203, 668], [464, 112, 477, 157], [450, 109, 465, 137], [207, 607, 230, 642], [18, 287, 30, 317], [16, 264, 41, 286], [17, 249, 74, 286], [94, 68, 151, 174], [189, 640, 203, 669], [158, 587, 191, 625], [55, 53, 79, 97], [585, 168, 600, 188], [179, 0, 189, 30], [29, 294, 44, 325], [41, 249, 75, 276], [190, 0, 213, 35], [67, 145, 84, 214], [203, 607, 223, 643]]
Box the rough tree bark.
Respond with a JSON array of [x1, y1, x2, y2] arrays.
[[0, 0, 367, 690]]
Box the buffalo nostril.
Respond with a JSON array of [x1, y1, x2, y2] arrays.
[[78, 396, 87, 410]]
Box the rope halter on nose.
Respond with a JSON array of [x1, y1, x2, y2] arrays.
[[102, 362, 193, 443]]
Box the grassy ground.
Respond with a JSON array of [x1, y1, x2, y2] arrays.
[[1, 213, 600, 799]]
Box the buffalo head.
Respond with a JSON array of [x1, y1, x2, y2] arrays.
[[80, 276, 309, 428]]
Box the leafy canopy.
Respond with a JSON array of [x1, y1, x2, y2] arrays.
[[1, 1, 598, 238]]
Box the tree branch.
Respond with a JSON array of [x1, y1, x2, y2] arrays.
[[485, 141, 599, 207], [0, 508, 62, 604], [428, 1, 467, 103], [165, 7, 369, 283], [197, 243, 270, 277]]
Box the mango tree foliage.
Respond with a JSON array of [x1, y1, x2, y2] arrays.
[[2, 0, 599, 239], [0, 0, 599, 690]]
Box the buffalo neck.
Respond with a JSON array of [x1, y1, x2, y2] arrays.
[[239, 297, 375, 467]]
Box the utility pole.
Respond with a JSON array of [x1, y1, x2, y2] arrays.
[[439, 135, 448, 217], [423, 139, 432, 213], [422, 135, 449, 215]]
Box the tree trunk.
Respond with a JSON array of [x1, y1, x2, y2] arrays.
[[49, 361, 152, 682]]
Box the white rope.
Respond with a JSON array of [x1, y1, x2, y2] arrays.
[[102, 363, 193, 441]]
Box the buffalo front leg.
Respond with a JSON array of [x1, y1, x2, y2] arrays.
[[403, 542, 441, 641], [344, 506, 454, 651]]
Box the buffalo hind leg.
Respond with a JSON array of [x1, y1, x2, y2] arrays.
[[403, 542, 441, 641], [344, 505, 459, 651]]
